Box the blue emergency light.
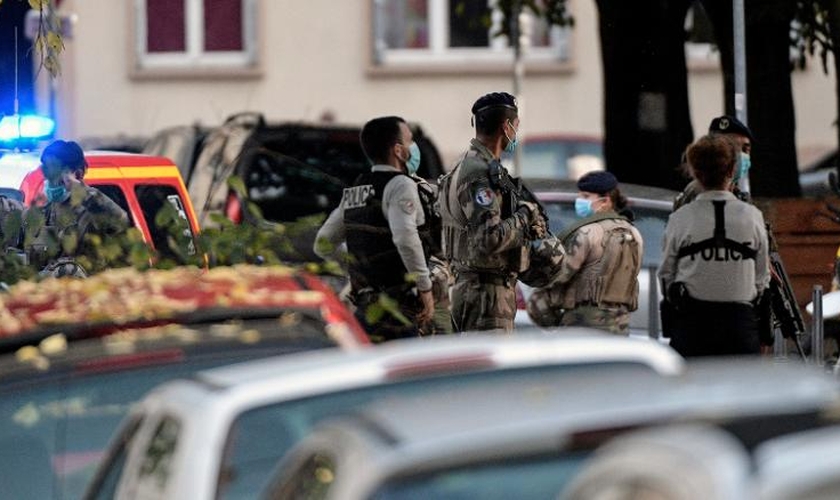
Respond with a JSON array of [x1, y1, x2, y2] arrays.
[[0, 114, 56, 143]]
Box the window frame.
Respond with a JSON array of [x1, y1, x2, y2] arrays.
[[132, 0, 260, 77], [369, 0, 573, 74]]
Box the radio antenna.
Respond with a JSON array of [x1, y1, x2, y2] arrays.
[[14, 26, 19, 116]]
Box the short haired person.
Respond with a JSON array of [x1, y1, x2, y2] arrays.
[[23, 140, 129, 276], [673, 115, 753, 210], [658, 134, 770, 357], [313, 116, 435, 341], [438, 92, 546, 332], [526, 171, 643, 334]]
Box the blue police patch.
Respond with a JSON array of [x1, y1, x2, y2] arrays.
[[475, 187, 494, 207]]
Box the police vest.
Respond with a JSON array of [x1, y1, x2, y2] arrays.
[[344, 171, 411, 291], [676, 200, 757, 262], [414, 178, 443, 259]]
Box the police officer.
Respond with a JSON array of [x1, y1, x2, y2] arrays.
[[526, 171, 643, 334], [658, 134, 770, 357], [23, 140, 129, 276], [674, 115, 753, 210], [313, 116, 435, 341], [439, 91, 546, 332]]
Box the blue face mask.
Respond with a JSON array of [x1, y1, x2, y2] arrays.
[[734, 152, 751, 182], [44, 179, 68, 203], [575, 198, 593, 218], [406, 142, 421, 175], [504, 120, 519, 154]]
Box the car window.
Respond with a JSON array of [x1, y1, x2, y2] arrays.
[[0, 319, 336, 500], [219, 363, 656, 499], [241, 151, 346, 222], [521, 140, 604, 179], [134, 416, 181, 496], [259, 452, 336, 500], [87, 415, 145, 500], [94, 183, 133, 226], [543, 201, 668, 267], [134, 184, 196, 258], [370, 453, 590, 500]]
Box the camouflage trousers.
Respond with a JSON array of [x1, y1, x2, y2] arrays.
[[560, 305, 631, 336], [450, 277, 516, 333]]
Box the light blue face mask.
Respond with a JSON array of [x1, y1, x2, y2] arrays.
[[504, 120, 519, 154], [574, 197, 593, 218], [734, 152, 751, 182], [406, 142, 421, 175], [44, 179, 68, 203]]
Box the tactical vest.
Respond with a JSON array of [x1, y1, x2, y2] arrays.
[[414, 178, 443, 259], [344, 171, 410, 291], [558, 212, 641, 310], [676, 200, 757, 262], [439, 145, 528, 274]]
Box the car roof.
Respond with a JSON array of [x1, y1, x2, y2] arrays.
[[187, 330, 684, 393], [753, 424, 840, 499], [339, 359, 838, 449], [523, 177, 678, 207], [0, 264, 368, 350]]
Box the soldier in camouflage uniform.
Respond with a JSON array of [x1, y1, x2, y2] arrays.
[[527, 171, 642, 334], [439, 92, 546, 332], [23, 140, 129, 275]]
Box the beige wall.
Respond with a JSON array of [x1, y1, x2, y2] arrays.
[[50, 0, 837, 169]]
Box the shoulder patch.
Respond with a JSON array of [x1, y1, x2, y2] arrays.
[[399, 199, 416, 215], [474, 187, 494, 207]]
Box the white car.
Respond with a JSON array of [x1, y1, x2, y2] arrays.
[[515, 178, 677, 340], [83, 330, 684, 500], [263, 359, 840, 500]]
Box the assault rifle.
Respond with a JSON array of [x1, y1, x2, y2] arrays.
[[488, 160, 549, 233], [766, 227, 807, 359]]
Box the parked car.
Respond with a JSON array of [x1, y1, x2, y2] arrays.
[[0, 264, 368, 500], [83, 331, 685, 500], [143, 113, 446, 262], [560, 423, 753, 500], [263, 359, 840, 500], [516, 178, 678, 339], [502, 134, 604, 180]]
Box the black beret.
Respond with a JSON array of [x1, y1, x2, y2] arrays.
[[41, 140, 87, 172], [708, 115, 754, 142], [577, 171, 618, 194], [471, 92, 518, 115]]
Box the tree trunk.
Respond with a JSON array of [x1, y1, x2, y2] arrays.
[[822, 0, 840, 167], [595, 0, 694, 191], [703, 0, 800, 197]]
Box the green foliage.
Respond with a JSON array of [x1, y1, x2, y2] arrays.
[[451, 0, 573, 42], [793, 1, 834, 73], [0, 0, 63, 77]]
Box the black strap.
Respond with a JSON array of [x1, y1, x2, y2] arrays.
[[676, 200, 757, 260]]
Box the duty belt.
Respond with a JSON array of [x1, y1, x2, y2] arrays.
[[455, 270, 514, 287]]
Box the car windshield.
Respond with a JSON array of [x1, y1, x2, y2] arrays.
[[544, 201, 668, 267], [0, 317, 336, 500], [370, 453, 590, 500], [219, 362, 657, 500], [522, 140, 604, 179]]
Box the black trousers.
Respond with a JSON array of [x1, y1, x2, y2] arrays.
[[668, 298, 760, 358], [353, 288, 424, 342]]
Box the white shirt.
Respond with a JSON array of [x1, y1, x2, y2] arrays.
[[658, 190, 769, 303], [314, 165, 431, 291]]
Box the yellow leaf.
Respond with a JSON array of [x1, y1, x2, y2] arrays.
[[47, 32, 64, 52], [28, 0, 46, 11]]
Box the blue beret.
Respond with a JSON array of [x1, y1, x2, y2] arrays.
[[577, 171, 618, 194], [471, 92, 518, 115], [708, 115, 754, 142]]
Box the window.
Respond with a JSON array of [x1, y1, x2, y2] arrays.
[[134, 0, 258, 72], [685, 1, 719, 67], [372, 0, 570, 69]]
